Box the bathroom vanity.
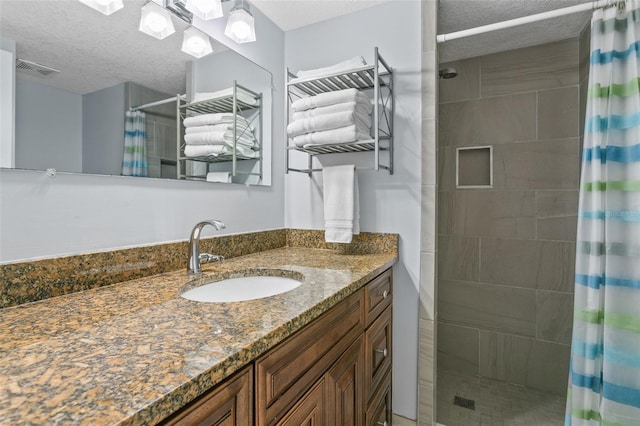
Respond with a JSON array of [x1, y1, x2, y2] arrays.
[[0, 241, 396, 425]]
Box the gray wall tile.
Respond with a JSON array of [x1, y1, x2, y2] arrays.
[[481, 39, 579, 97], [422, 118, 437, 185], [439, 58, 480, 103], [537, 215, 578, 241], [419, 319, 435, 386], [439, 93, 537, 146], [439, 280, 537, 337], [479, 331, 530, 385], [480, 238, 575, 292], [438, 147, 455, 191], [579, 24, 591, 83], [525, 340, 571, 394], [437, 322, 479, 374], [492, 139, 580, 190], [441, 191, 536, 238], [538, 87, 580, 140], [580, 79, 588, 136], [536, 190, 579, 218], [438, 235, 479, 281], [536, 291, 574, 344], [422, 185, 437, 253]]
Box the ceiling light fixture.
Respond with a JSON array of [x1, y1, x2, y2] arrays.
[[185, 0, 223, 20], [224, 0, 256, 44], [182, 26, 214, 58], [139, 2, 176, 40], [78, 0, 124, 15]]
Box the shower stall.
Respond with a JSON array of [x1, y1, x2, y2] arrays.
[[434, 21, 592, 426]]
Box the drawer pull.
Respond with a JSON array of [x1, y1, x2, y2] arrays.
[[377, 421, 388, 426], [380, 290, 388, 299], [376, 348, 388, 357]]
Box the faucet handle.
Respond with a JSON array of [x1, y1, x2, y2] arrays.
[[199, 253, 224, 263]]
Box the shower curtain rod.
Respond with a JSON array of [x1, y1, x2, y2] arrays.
[[129, 94, 186, 112], [437, 0, 623, 43]]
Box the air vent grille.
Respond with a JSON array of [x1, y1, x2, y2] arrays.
[[15, 59, 60, 77]]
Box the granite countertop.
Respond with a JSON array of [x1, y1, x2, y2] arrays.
[[0, 247, 397, 425]]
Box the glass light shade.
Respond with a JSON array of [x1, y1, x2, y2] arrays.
[[139, 2, 175, 40], [78, 0, 124, 15], [181, 27, 213, 58], [224, 5, 256, 44], [185, 0, 223, 20]]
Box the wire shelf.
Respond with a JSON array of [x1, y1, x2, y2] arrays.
[[288, 139, 390, 155]]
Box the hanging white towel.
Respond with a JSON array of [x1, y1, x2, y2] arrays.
[[291, 88, 370, 112], [323, 165, 360, 244]]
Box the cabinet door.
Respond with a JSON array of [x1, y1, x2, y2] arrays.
[[325, 336, 365, 426], [162, 365, 253, 426], [364, 305, 392, 404], [276, 379, 325, 426], [364, 371, 391, 426]]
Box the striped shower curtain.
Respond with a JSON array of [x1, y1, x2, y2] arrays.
[[122, 111, 148, 177], [566, 1, 640, 425]]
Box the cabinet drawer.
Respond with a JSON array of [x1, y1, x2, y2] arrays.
[[364, 305, 392, 404], [364, 269, 392, 326], [255, 289, 364, 426], [365, 371, 391, 426], [161, 365, 253, 426]]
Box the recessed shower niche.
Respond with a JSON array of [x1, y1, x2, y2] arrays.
[[455, 145, 493, 188]]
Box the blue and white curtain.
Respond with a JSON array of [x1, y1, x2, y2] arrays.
[[567, 1, 640, 425], [122, 111, 148, 177]]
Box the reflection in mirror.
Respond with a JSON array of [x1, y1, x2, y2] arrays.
[[0, 0, 271, 186]]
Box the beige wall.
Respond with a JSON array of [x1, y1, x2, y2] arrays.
[[417, 0, 438, 424], [435, 34, 591, 398]]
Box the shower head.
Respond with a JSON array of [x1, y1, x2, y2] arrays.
[[439, 67, 458, 79]]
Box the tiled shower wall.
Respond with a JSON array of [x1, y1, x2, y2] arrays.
[[436, 34, 590, 396]]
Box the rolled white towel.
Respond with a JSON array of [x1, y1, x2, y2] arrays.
[[292, 101, 372, 121], [193, 89, 258, 106], [287, 110, 371, 138], [294, 56, 367, 80], [206, 172, 232, 183], [183, 113, 250, 128], [293, 123, 371, 147], [292, 88, 369, 112]]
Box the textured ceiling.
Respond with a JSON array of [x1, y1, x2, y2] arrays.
[[438, 0, 593, 62], [0, 0, 226, 95], [250, 0, 392, 31]]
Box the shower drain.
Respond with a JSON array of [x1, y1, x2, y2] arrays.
[[453, 395, 476, 410]]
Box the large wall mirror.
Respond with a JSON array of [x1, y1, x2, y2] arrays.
[[0, 0, 272, 186]]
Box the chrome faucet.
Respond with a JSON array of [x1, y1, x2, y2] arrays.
[[188, 220, 225, 274]]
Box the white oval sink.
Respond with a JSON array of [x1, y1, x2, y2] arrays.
[[181, 276, 302, 303]]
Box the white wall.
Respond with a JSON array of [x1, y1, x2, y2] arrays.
[[0, 5, 285, 263], [0, 38, 15, 168], [284, 2, 422, 419], [82, 83, 126, 175], [15, 76, 83, 173]]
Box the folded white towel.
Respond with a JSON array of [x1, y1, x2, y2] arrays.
[[293, 123, 371, 147], [185, 124, 254, 143], [292, 100, 372, 121], [184, 144, 258, 158], [323, 165, 360, 244], [206, 172, 232, 183], [294, 56, 367, 81], [292, 88, 369, 112], [184, 131, 256, 148], [287, 110, 371, 138], [183, 113, 250, 128], [193, 88, 258, 106]]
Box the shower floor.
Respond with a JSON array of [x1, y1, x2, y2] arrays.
[[436, 369, 566, 425]]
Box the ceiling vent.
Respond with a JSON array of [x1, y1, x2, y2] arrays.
[[15, 59, 60, 78]]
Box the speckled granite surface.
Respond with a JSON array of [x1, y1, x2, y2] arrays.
[[0, 229, 397, 309], [0, 246, 397, 425]]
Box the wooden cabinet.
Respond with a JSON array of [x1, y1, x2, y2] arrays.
[[162, 365, 253, 426], [162, 268, 392, 426]]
